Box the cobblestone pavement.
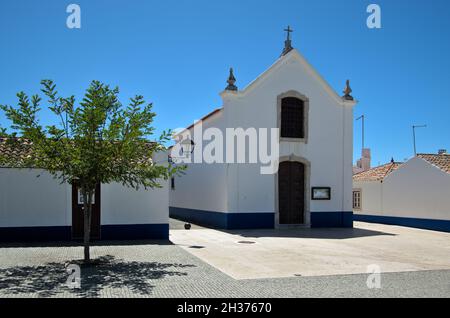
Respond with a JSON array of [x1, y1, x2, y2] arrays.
[[0, 240, 449, 298]]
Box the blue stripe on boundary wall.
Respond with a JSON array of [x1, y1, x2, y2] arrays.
[[354, 214, 450, 233]]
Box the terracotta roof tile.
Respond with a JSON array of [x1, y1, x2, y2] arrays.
[[0, 138, 34, 166], [417, 153, 450, 174], [353, 162, 402, 182], [1, 138, 156, 168]]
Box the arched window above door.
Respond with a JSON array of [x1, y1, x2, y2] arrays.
[[277, 91, 309, 142], [281, 97, 304, 138]]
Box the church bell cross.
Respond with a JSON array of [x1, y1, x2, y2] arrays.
[[281, 25, 294, 56]]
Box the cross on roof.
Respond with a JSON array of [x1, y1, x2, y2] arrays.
[[281, 25, 294, 56], [284, 26, 293, 41]]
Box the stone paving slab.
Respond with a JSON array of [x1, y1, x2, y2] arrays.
[[0, 226, 449, 297], [170, 222, 450, 279]]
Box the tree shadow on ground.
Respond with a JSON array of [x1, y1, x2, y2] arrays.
[[0, 255, 195, 297]]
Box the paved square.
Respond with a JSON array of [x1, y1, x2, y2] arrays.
[[0, 222, 449, 298], [170, 222, 450, 279]]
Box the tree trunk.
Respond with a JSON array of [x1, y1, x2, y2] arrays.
[[83, 189, 93, 263]]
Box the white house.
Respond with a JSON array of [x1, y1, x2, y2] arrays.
[[0, 139, 169, 242], [169, 31, 357, 229], [353, 153, 450, 232]]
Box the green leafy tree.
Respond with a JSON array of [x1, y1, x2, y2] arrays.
[[0, 80, 181, 263]]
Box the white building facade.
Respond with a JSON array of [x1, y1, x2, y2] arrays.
[[170, 39, 357, 229], [353, 154, 450, 232], [0, 150, 169, 242]]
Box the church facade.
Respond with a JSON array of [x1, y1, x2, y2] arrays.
[[169, 31, 357, 229]]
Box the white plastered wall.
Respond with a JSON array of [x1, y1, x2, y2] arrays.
[[1, 153, 169, 227], [354, 157, 450, 221], [0, 168, 71, 227], [224, 51, 354, 215], [169, 111, 229, 213]]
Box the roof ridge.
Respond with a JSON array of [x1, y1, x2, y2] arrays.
[[365, 161, 402, 170], [384, 162, 399, 179], [353, 161, 403, 182], [416, 154, 450, 174]]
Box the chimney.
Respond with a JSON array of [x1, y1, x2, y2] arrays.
[[354, 148, 371, 174], [438, 149, 447, 155], [360, 148, 371, 171]]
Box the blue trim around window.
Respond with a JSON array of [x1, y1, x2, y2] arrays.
[[0, 224, 169, 242], [354, 214, 450, 233], [310, 211, 354, 228]]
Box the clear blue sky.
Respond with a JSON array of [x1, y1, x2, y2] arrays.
[[1, 0, 449, 166]]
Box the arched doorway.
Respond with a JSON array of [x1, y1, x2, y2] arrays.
[[278, 161, 305, 225]]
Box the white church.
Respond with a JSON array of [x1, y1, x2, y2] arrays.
[[0, 28, 357, 242], [169, 28, 357, 229]]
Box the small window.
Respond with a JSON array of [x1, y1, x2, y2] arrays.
[[281, 97, 304, 138], [171, 177, 175, 190], [353, 190, 361, 210]]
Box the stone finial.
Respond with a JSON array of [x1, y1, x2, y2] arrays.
[[225, 68, 238, 91], [343, 80, 354, 101], [281, 26, 294, 56], [391, 157, 395, 163]]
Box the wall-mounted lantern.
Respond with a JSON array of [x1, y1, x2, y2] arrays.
[[180, 138, 195, 157]]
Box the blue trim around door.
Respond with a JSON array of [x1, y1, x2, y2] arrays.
[[354, 214, 450, 233], [170, 207, 275, 229], [310, 211, 354, 228], [0, 224, 169, 242]]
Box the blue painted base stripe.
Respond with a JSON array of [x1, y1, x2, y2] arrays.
[[171, 207, 353, 229], [354, 214, 450, 233], [228, 213, 275, 230], [0, 226, 71, 242], [101, 224, 169, 240], [170, 207, 274, 229], [170, 207, 228, 229], [0, 224, 169, 242], [310, 212, 353, 228]]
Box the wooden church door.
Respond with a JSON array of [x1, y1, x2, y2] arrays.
[[278, 161, 305, 225]]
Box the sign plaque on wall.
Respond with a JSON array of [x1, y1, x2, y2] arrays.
[[311, 187, 331, 200]]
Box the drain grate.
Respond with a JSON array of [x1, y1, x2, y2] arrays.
[[237, 240, 256, 244]]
